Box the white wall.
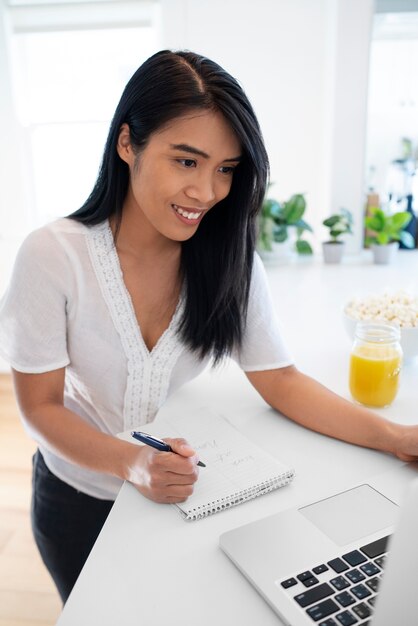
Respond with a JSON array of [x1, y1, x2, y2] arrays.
[[0, 0, 28, 239], [0, 0, 27, 373], [161, 0, 374, 253], [366, 14, 418, 200], [0, 0, 375, 259], [0, 0, 374, 372], [328, 0, 374, 252]]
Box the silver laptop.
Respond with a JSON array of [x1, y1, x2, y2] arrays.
[[220, 465, 418, 625]]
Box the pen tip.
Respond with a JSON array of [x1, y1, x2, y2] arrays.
[[197, 461, 206, 467]]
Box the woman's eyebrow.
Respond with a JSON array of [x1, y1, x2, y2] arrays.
[[169, 143, 242, 162]]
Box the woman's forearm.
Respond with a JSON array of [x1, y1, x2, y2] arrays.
[[21, 401, 133, 480], [273, 370, 400, 453], [12, 367, 136, 480], [247, 366, 405, 457], [11, 369, 201, 502]]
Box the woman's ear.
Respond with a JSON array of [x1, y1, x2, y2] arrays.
[[117, 123, 134, 165]]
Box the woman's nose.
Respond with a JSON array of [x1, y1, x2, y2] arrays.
[[185, 175, 216, 205]]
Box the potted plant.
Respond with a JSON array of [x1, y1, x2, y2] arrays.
[[257, 190, 313, 262], [364, 206, 414, 264], [322, 208, 353, 264]]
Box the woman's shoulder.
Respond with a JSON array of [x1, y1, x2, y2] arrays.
[[15, 219, 104, 274], [22, 217, 105, 252], [44, 217, 103, 239]]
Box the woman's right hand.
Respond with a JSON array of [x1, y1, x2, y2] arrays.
[[125, 438, 200, 503]]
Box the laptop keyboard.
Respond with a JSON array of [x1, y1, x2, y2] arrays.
[[280, 535, 391, 625]]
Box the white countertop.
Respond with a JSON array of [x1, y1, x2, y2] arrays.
[[53, 249, 418, 625]]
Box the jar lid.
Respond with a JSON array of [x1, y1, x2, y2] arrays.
[[354, 321, 401, 343]]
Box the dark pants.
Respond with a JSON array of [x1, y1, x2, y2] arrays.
[[31, 449, 114, 603]]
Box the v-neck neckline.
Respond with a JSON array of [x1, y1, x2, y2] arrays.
[[86, 220, 186, 428], [106, 221, 183, 356], [89, 220, 184, 359]]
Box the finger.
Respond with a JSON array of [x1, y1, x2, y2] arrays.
[[164, 495, 190, 503], [157, 451, 200, 476], [147, 445, 199, 478], [165, 437, 197, 458], [165, 469, 199, 484], [164, 437, 203, 468], [162, 483, 195, 501], [135, 485, 193, 504]]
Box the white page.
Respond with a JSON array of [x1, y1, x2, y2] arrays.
[[118, 409, 294, 520]]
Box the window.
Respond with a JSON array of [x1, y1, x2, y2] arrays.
[[8, 1, 160, 226]]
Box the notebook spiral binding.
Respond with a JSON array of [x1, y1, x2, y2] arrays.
[[177, 469, 295, 521]]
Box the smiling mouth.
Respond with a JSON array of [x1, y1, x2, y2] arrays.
[[172, 204, 205, 221]]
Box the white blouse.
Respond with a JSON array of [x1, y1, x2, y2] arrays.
[[0, 218, 293, 499]]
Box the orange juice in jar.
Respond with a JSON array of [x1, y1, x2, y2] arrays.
[[349, 322, 402, 408]]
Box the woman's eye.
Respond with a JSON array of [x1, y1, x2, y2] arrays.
[[219, 166, 235, 175], [178, 159, 196, 168]]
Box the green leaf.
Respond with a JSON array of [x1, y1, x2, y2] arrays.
[[386, 226, 400, 240], [261, 238, 271, 252], [295, 218, 314, 233], [323, 216, 340, 228], [282, 194, 306, 224], [260, 216, 275, 237], [259, 231, 273, 251], [399, 230, 415, 248], [369, 206, 385, 218], [330, 227, 345, 239], [365, 215, 385, 231], [323, 208, 353, 241], [341, 207, 354, 224], [295, 239, 313, 255], [273, 224, 288, 243], [376, 232, 389, 245], [257, 214, 275, 250], [262, 198, 281, 218], [390, 211, 412, 230]]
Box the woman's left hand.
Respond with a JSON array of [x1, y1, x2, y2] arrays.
[[391, 424, 418, 462]]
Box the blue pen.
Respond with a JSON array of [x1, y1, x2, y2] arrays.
[[131, 431, 206, 467]]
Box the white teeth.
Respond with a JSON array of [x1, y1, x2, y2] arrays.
[[173, 205, 201, 220]]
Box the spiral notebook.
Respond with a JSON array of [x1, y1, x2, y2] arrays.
[[118, 409, 295, 521]]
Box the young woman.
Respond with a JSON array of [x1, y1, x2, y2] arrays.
[[1, 49, 417, 604]]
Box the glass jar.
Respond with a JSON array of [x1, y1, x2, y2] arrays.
[[349, 321, 402, 408]]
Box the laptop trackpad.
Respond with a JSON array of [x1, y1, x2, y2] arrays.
[[299, 484, 399, 546]]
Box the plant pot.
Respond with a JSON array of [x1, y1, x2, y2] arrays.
[[258, 240, 294, 264], [370, 241, 399, 265], [322, 241, 345, 264]]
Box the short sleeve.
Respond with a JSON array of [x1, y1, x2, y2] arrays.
[[0, 227, 71, 373], [231, 253, 294, 371]]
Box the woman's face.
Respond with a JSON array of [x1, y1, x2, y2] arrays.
[[117, 110, 242, 243]]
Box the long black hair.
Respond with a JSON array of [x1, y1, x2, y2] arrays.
[[69, 50, 269, 364]]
